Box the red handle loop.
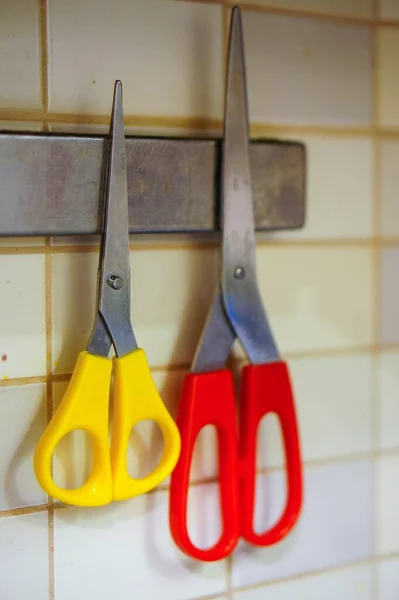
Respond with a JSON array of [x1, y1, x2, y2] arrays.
[[169, 369, 240, 561], [239, 361, 303, 546]]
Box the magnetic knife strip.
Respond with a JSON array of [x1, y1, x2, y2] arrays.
[[0, 133, 306, 236]]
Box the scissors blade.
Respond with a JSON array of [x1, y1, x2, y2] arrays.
[[191, 287, 236, 373], [221, 6, 279, 365], [88, 80, 137, 358]]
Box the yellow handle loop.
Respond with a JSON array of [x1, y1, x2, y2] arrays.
[[33, 352, 113, 507], [110, 348, 181, 500]]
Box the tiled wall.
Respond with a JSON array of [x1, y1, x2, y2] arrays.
[[1, 0, 399, 599]]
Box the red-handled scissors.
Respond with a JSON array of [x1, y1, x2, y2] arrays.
[[169, 5, 303, 562]]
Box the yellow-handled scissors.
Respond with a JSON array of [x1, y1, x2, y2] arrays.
[[33, 80, 181, 507]]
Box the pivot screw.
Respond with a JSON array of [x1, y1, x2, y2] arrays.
[[234, 266, 245, 280], [107, 274, 124, 290]]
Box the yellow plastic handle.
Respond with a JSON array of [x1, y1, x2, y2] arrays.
[[33, 351, 113, 507], [110, 348, 181, 500]]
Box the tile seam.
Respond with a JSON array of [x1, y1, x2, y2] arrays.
[[1, 344, 386, 388], [370, 6, 380, 599], [1, 450, 389, 520], [39, 0, 49, 115], [44, 237, 55, 600], [0, 238, 394, 257]]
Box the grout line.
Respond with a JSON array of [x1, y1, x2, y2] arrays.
[[50, 372, 72, 383], [0, 504, 49, 518], [375, 446, 399, 457], [0, 246, 48, 256], [45, 250, 53, 380], [225, 1, 374, 26], [52, 240, 216, 253], [43, 238, 379, 253], [226, 554, 234, 600], [370, 5, 380, 598], [280, 344, 378, 360], [0, 118, 395, 140], [0, 115, 376, 138], [184, 0, 225, 3], [48, 507, 54, 600], [250, 123, 373, 138], [4, 343, 398, 391], [0, 110, 223, 130], [230, 557, 376, 595], [191, 592, 228, 600], [2, 448, 398, 521], [51, 361, 192, 383], [376, 342, 399, 353], [255, 451, 376, 476], [190, 550, 399, 600], [379, 550, 399, 561], [380, 237, 399, 246], [44, 237, 55, 600], [224, 1, 399, 30], [47, 345, 382, 382], [0, 112, 397, 139], [372, 18, 399, 28], [0, 236, 396, 257], [379, 128, 399, 139], [0, 375, 47, 387], [39, 0, 49, 115], [0, 109, 390, 138], [222, 3, 230, 93]]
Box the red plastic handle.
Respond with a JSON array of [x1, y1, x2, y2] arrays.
[[169, 369, 240, 561], [239, 361, 303, 545]]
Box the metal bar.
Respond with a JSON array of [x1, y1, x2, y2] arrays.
[[0, 133, 305, 236]]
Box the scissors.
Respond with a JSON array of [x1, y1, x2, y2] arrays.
[[169, 6, 303, 562], [33, 81, 181, 507]]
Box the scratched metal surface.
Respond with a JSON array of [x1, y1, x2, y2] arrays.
[[0, 133, 305, 236]]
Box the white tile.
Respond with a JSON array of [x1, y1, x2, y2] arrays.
[[233, 564, 373, 599], [0, 512, 49, 599], [256, 354, 373, 469], [380, 141, 399, 236], [53, 246, 373, 371], [379, 248, 399, 345], [376, 453, 399, 554], [239, 0, 373, 18], [52, 247, 218, 372], [0, 384, 47, 510], [51, 252, 98, 372], [378, 557, 399, 600], [0, 254, 46, 379], [274, 134, 373, 240], [242, 11, 372, 126], [378, 352, 399, 450], [48, 0, 223, 119], [232, 460, 373, 587], [55, 485, 227, 600], [0, 2, 41, 110], [250, 246, 373, 356], [379, 0, 399, 20], [377, 28, 399, 127]]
